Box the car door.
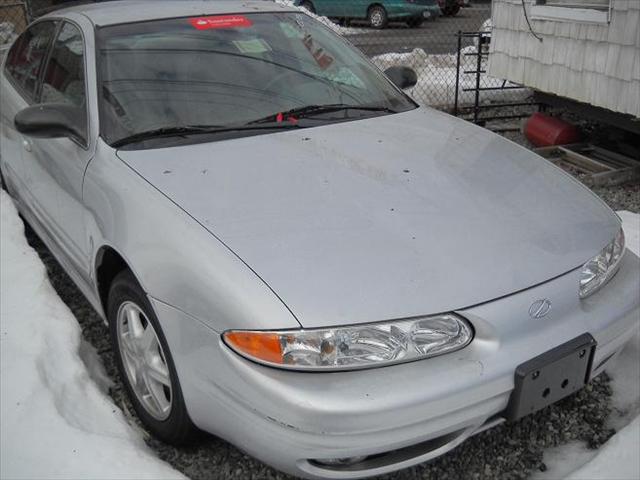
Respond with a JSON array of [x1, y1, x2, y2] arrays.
[[355, 1, 375, 19], [23, 20, 94, 279], [335, 1, 371, 20], [315, 0, 343, 18], [0, 20, 58, 198]]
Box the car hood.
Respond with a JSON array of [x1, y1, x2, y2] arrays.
[[118, 108, 620, 328]]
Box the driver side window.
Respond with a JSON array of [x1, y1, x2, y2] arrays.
[[41, 22, 87, 144], [4, 21, 57, 101]]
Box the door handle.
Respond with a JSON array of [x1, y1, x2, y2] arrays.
[[22, 139, 32, 152]]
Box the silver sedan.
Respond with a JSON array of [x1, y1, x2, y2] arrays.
[[0, 1, 638, 478]]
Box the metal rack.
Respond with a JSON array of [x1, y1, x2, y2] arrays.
[[454, 30, 538, 130]]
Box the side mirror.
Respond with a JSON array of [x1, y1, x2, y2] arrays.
[[15, 103, 86, 144], [384, 66, 418, 90]]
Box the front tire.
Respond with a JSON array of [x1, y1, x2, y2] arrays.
[[443, 5, 461, 16], [368, 5, 388, 29], [108, 270, 198, 445]]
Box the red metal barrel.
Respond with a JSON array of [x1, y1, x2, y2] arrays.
[[524, 112, 581, 147]]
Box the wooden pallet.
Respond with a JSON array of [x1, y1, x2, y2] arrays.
[[534, 143, 640, 187]]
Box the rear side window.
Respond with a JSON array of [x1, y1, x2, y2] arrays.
[[4, 21, 57, 101], [41, 22, 86, 108]]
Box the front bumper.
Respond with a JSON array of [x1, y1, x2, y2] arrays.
[[152, 250, 640, 479]]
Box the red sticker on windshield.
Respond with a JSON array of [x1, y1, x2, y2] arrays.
[[190, 15, 253, 30]]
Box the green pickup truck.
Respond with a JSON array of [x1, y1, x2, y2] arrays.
[[294, 0, 442, 29]]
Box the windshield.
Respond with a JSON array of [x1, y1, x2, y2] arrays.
[[97, 12, 415, 147]]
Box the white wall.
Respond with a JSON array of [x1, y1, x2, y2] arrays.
[[488, 0, 640, 118]]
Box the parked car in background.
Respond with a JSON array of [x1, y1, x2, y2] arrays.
[[1, 1, 639, 479], [296, 0, 441, 28]]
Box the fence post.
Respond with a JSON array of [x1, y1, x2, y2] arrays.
[[24, 0, 34, 23], [454, 30, 461, 117], [474, 34, 482, 124]]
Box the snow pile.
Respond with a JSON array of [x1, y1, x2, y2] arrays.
[[0, 22, 17, 46], [537, 210, 640, 480], [476, 18, 492, 55], [608, 211, 640, 428], [565, 417, 640, 480], [0, 191, 183, 480], [372, 44, 530, 110]]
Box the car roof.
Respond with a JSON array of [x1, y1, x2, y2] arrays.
[[45, 0, 296, 27]]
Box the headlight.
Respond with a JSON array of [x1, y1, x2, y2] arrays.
[[223, 314, 473, 371], [579, 227, 625, 299]]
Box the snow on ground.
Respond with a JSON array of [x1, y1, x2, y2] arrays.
[[0, 22, 18, 46], [0, 191, 183, 480], [566, 417, 640, 480], [608, 212, 640, 429], [535, 211, 640, 480]]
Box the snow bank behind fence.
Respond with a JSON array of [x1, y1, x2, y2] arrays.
[[372, 46, 530, 110]]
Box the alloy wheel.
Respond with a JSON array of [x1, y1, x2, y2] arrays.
[[370, 10, 384, 28], [117, 301, 172, 421]]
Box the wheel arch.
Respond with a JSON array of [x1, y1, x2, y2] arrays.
[[94, 244, 143, 319], [367, 2, 385, 14]]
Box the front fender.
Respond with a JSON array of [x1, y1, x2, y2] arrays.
[[83, 140, 300, 332]]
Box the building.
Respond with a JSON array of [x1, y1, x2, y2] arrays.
[[488, 0, 640, 120]]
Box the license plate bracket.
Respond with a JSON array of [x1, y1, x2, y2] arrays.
[[506, 333, 597, 421]]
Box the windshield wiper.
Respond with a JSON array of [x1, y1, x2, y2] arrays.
[[111, 105, 396, 148], [248, 104, 398, 125], [112, 123, 302, 148]]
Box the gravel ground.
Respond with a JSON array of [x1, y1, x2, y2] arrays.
[[496, 127, 640, 214], [589, 184, 640, 214], [10, 145, 639, 479]]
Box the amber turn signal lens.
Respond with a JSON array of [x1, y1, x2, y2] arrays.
[[223, 331, 283, 364]]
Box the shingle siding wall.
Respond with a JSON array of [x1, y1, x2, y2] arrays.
[[488, 0, 640, 117]]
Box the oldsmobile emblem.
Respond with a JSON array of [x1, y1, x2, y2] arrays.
[[529, 299, 552, 319]]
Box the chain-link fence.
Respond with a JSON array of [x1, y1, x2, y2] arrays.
[[0, 1, 27, 49], [0, 0, 535, 124]]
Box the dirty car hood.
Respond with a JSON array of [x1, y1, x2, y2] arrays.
[[118, 108, 620, 328]]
